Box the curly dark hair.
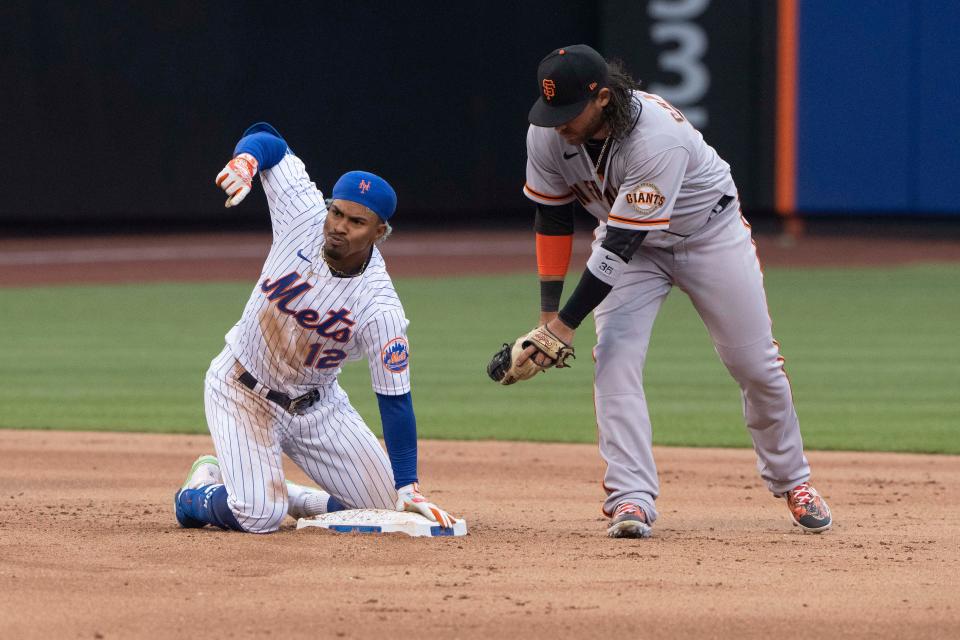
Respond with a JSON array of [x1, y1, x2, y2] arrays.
[[603, 59, 642, 140]]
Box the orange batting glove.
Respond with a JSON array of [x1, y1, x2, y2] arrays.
[[215, 152, 259, 208], [396, 482, 457, 529]]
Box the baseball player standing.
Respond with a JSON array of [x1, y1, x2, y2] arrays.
[[503, 45, 831, 538], [174, 122, 457, 533]]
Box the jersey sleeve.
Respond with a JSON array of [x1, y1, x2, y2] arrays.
[[258, 153, 327, 240], [234, 126, 288, 170], [357, 309, 412, 396], [523, 126, 577, 206], [606, 146, 689, 232]]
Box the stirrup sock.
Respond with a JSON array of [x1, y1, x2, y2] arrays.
[[177, 484, 244, 531], [326, 495, 346, 513]]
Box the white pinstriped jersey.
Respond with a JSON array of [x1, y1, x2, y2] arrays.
[[524, 90, 735, 248], [224, 152, 411, 398]]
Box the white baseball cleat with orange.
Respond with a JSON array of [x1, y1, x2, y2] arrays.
[[784, 482, 833, 533], [607, 502, 652, 539]]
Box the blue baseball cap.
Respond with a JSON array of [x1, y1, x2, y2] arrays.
[[331, 171, 397, 221]]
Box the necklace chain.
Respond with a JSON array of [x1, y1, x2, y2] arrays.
[[323, 250, 370, 278], [593, 135, 611, 176]]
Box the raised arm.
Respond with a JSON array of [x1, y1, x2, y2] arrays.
[[214, 122, 289, 207], [214, 122, 326, 237]]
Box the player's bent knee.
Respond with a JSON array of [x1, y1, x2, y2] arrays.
[[238, 518, 284, 534], [735, 362, 791, 392], [229, 499, 289, 534], [715, 342, 789, 389]]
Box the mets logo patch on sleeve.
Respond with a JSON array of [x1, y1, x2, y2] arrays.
[[381, 338, 410, 373], [625, 183, 666, 214]]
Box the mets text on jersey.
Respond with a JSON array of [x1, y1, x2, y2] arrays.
[[260, 272, 355, 342]]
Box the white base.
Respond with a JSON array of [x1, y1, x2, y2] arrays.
[[296, 509, 468, 537]]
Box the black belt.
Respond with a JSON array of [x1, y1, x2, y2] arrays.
[[237, 370, 320, 415], [712, 194, 735, 216], [663, 194, 736, 238]]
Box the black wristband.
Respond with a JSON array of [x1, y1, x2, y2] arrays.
[[557, 269, 613, 329], [540, 280, 564, 312], [601, 227, 647, 262]]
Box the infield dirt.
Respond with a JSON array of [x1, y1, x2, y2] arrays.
[[1, 430, 958, 640]]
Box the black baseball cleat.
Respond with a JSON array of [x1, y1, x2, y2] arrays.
[[607, 502, 652, 538]]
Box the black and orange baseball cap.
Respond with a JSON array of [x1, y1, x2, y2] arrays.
[[528, 44, 609, 128]]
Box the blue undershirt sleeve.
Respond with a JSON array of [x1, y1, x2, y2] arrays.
[[233, 122, 289, 171], [376, 392, 419, 489]]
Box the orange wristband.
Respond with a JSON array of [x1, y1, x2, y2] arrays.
[[536, 233, 573, 277]]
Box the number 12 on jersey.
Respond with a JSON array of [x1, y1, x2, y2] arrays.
[[304, 345, 347, 369]]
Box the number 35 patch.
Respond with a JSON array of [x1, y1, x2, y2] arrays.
[[381, 338, 410, 373]]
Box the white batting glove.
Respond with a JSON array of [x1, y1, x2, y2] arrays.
[[215, 152, 259, 208], [396, 483, 457, 529]]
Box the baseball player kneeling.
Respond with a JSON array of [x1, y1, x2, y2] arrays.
[[174, 122, 458, 533]]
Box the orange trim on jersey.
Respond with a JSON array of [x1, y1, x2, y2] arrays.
[[524, 183, 574, 202], [536, 233, 573, 277], [776, 0, 800, 226], [607, 213, 669, 227]]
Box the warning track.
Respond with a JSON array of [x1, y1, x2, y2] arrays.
[[1, 230, 958, 287]]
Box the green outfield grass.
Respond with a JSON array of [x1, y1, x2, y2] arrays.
[[1, 265, 957, 453]]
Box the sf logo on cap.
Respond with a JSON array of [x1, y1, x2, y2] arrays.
[[542, 79, 556, 101]]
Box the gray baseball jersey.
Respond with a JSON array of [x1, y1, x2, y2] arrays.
[[524, 90, 735, 248]]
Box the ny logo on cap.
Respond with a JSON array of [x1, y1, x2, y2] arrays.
[[542, 79, 556, 101], [359, 179, 371, 193]]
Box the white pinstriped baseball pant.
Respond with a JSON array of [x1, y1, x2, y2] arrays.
[[204, 346, 396, 533]]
